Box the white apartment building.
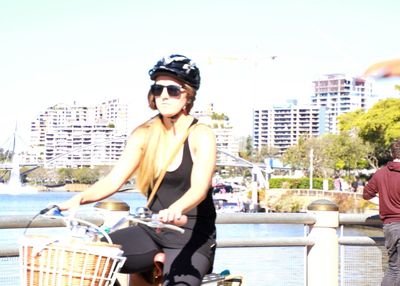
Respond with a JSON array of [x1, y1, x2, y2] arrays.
[[26, 99, 128, 168], [253, 102, 325, 155], [311, 73, 374, 134]]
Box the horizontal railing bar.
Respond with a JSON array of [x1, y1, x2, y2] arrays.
[[0, 237, 315, 258], [0, 245, 18, 257], [0, 213, 384, 257], [217, 237, 315, 247], [339, 236, 385, 246], [216, 212, 316, 225], [339, 213, 382, 227], [0, 213, 316, 229], [1, 213, 382, 229], [0, 214, 103, 229]]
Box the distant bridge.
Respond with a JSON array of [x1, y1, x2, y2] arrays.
[[1, 146, 284, 187]]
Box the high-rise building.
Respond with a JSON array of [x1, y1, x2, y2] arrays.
[[26, 99, 128, 168], [253, 102, 325, 155], [311, 73, 374, 134], [252, 74, 374, 155]]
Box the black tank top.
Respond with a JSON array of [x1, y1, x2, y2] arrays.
[[146, 120, 216, 250]]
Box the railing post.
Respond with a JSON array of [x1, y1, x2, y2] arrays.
[[94, 199, 130, 286], [306, 199, 339, 286]]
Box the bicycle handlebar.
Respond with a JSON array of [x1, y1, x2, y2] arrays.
[[39, 205, 114, 244], [39, 205, 185, 241]]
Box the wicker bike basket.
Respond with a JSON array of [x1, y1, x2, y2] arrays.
[[19, 218, 126, 286]]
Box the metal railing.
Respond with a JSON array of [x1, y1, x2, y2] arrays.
[[0, 200, 385, 286]]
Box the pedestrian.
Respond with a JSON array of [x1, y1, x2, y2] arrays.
[[58, 54, 217, 286], [363, 138, 400, 285], [351, 176, 361, 192], [334, 175, 342, 191]]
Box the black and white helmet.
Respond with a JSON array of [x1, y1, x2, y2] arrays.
[[149, 54, 201, 90]]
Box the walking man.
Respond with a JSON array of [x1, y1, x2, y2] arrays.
[[363, 138, 400, 285]]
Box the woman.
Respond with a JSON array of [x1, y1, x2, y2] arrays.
[[58, 54, 217, 286]]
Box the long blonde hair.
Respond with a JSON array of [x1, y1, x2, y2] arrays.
[[135, 115, 165, 196]]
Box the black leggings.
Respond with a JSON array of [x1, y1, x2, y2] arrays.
[[106, 226, 212, 286]]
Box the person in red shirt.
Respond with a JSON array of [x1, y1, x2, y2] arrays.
[[363, 139, 400, 285]]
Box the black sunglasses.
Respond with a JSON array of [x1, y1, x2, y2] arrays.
[[150, 84, 183, 97]]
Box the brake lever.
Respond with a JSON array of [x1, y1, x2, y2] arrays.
[[39, 205, 62, 216], [108, 217, 130, 233]]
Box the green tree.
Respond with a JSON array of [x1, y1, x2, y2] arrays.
[[323, 132, 371, 174], [282, 133, 370, 178], [0, 148, 5, 162], [73, 167, 99, 184], [282, 136, 313, 174], [239, 135, 253, 160], [252, 146, 280, 163], [58, 168, 75, 183], [0, 148, 13, 163], [338, 98, 400, 167], [27, 167, 50, 184], [93, 165, 113, 179]]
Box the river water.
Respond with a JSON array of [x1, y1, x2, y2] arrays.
[[0, 191, 385, 286]]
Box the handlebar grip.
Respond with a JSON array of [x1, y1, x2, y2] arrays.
[[39, 205, 62, 216], [151, 214, 188, 227], [172, 215, 188, 227], [129, 217, 185, 234], [162, 224, 185, 234]]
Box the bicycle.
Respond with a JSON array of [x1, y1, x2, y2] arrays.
[[20, 206, 243, 286]]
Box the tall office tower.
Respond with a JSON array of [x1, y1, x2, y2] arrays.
[[253, 102, 325, 156], [27, 99, 128, 168], [311, 73, 374, 134]]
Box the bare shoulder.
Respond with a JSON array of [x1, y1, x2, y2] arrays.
[[131, 124, 148, 138], [191, 123, 215, 140], [189, 123, 216, 153], [126, 124, 149, 148]]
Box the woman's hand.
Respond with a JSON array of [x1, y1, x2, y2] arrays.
[[157, 208, 187, 227], [57, 193, 83, 212]]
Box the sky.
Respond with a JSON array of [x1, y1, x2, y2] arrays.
[[1, 0, 400, 150]]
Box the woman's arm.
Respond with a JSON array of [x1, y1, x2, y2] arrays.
[[159, 124, 216, 222], [58, 127, 147, 210]]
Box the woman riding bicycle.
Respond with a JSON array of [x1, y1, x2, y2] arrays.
[[58, 54, 217, 286]]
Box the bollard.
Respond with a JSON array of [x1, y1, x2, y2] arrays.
[[307, 199, 339, 286], [94, 199, 130, 230], [94, 199, 130, 286]]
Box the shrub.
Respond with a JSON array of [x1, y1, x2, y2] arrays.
[[269, 178, 333, 190], [271, 191, 308, 213]]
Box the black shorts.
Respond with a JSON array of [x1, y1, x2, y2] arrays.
[[106, 225, 215, 286]]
